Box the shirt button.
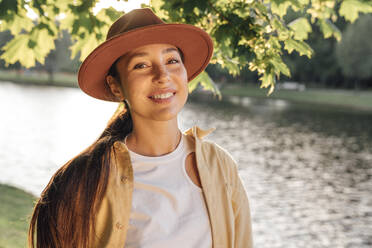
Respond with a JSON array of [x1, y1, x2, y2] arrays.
[[120, 175, 128, 183], [116, 222, 124, 230]]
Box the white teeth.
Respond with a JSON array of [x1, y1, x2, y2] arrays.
[[152, 92, 174, 99]]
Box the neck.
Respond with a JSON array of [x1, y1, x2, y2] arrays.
[[125, 117, 181, 157]]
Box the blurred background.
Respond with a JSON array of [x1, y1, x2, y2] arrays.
[[0, 0, 371, 247]]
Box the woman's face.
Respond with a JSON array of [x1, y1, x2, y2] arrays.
[[107, 43, 188, 122]]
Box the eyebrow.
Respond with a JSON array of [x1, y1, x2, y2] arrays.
[[127, 47, 179, 63]]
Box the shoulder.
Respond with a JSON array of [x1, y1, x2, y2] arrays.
[[183, 125, 238, 168], [200, 139, 238, 166], [197, 139, 240, 186]]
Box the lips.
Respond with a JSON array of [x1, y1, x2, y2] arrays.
[[149, 89, 176, 103], [148, 89, 176, 100], [150, 92, 174, 99]]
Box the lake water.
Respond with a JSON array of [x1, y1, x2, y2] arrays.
[[1, 81, 371, 247]]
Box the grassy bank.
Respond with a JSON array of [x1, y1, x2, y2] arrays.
[[0, 184, 35, 248], [220, 83, 372, 111], [0, 70, 77, 88]]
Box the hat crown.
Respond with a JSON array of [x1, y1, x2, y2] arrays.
[[106, 8, 164, 40]]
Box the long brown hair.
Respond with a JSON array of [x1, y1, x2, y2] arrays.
[[28, 47, 185, 247], [28, 82, 132, 247]]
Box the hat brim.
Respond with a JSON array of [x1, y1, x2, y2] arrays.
[[78, 23, 213, 102]]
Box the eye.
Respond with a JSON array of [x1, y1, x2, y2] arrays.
[[133, 63, 148, 69], [168, 58, 179, 64]]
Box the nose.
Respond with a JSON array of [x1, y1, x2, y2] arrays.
[[152, 64, 170, 84]]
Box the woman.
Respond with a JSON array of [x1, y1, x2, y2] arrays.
[[29, 8, 253, 248]]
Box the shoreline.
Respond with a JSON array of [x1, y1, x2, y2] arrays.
[[1, 74, 372, 112], [201, 83, 372, 112], [0, 70, 77, 88]]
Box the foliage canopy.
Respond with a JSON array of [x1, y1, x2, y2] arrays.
[[0, 0, 372, 95]]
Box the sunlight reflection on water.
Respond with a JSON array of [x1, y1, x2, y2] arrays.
[[0, 81, 117, 194], [1, 81, 372, 247]]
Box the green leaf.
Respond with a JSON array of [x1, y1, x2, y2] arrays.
[[318, 19, 341, 41], [298, 0, 310, 4], [0, 34, 37, 68], [30, 28, 56, 64], [1, 13, 34, 35], [339, 0, 372, 23], [288, 17, 312, 40], [259, 70, 276, 96], [284, 39, 313, 58], [270, 0, 292, 18], [104, 7, 122, 21], [271, 18, 290, 40], [150, 0, 168, 19], [59, 12, 75, 31], [193, 7, 200, 16], [71, 33, 100, 61], [268, 36, 282, 50], [96, 7, 122, 23], [254, 1, 269, 15], [188, 71, 221, 99], [271, 56, 291, 77], [267, 83, 275, 95]]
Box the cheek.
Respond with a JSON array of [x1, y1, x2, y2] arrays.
[[181, 68, 189, 92], [120, 75, 142, 96], [173, 65, 188, 86], [179, 66, 188, 82], [179, 81, 189, 105], [119, 81, 130, 99], [177, 68, 189, 100], [120, 81, 138, 102]]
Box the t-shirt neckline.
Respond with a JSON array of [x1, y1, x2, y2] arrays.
[[124, 133, 185, 162]]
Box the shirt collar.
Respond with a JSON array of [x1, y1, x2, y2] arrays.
[[113, 125, 215, 151], [184, 126, 215, 139]]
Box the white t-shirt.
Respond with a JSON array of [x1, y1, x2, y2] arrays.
[[124, 133, 212, 248]]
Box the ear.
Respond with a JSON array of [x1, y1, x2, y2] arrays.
[[106, 75, 125, 101]]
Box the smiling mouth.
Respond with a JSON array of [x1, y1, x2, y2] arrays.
[[149, 92, 175, 100]]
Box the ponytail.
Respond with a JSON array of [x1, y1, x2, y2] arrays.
[[28, 101, 133, 247]]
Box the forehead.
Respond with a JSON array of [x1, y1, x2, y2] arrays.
[[120, 43, 180, 64]]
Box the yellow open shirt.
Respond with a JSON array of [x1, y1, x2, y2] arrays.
[[93, 126, 253, 248]]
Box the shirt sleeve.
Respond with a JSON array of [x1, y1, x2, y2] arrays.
[[223, 150, 254, 248]]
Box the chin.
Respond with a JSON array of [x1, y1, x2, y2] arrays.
[[151, 98, 186, 121], [150, 109, 180, 122]]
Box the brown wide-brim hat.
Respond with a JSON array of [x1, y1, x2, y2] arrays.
[[78, 8, 214, 102]]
